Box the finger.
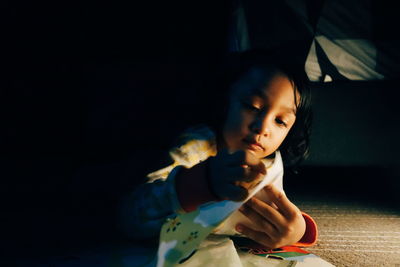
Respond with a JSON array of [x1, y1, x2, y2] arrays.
[[224, 163, 263, 180], [224, 184, 248, 202], [226, 165, 258, 183], [235, 224, 274, 249], [245, 197, 286, 228], [224, 166, 247, 182], [244, 150, 261, 166], [224, 150, 259, 166], [241, 174, 262, 186], [244, 152, 266, 175], [248, 160, 266, 175], [247, 166, 266, 182], [227, 151, 266, 178], [224, 150, 246, 165], [239, 203, 278, 235], [234, 171, 265, 191], [263, 184, 299, 218]]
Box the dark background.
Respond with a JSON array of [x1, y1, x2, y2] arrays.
[[2, 0, 232, 258], [2, 0, 399, 261]]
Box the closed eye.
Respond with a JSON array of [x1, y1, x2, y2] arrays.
[[275, 118, 287, 127], [242, 101, 260, 112]]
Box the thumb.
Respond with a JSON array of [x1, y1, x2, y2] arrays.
[[244, 151, 266, 175]]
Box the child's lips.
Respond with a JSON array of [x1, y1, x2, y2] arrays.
[[247, 143, 264, 151], [243, 139, 264, 151]]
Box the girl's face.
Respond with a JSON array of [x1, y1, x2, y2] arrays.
[[222, 67, 298, 159]]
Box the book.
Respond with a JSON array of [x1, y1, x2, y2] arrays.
[[233, 236, 334, 267]]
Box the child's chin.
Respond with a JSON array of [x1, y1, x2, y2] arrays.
[[244, 148, 263, 158]]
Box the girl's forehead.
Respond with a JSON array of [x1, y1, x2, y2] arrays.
[[231, 67, 288, 97]]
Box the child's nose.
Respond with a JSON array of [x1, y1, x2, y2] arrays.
[[250, 114, 270, 136]]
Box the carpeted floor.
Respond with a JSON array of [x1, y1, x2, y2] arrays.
[[295, 198, 400, 267], [7, 191, 400, 267]]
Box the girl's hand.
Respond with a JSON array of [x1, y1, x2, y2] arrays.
[[207, 149, 266, 201], [236, 184, 306, 249]]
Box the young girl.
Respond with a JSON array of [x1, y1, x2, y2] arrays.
[[118, 49, 317, 251]]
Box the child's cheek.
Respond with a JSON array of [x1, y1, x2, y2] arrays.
[[222, 120, 242, 152], [225, 106, 243, 131]]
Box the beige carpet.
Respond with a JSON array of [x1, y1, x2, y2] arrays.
[[295, 198, 400, 267]]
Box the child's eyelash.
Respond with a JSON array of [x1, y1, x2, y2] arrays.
[[275, 118, 287, 127], [242, 102, 260, 111], [242, 101, 288, 127]]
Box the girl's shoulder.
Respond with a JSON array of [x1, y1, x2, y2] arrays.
[[169, 124, 217, 168], [147, 124, 217, 181]]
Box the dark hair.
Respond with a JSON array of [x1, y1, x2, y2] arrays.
[[204, 48, 312, 167]]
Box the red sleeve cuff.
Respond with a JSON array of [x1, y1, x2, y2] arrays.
[[293, 212, 318, 247], [175, 161, 219, 212]]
